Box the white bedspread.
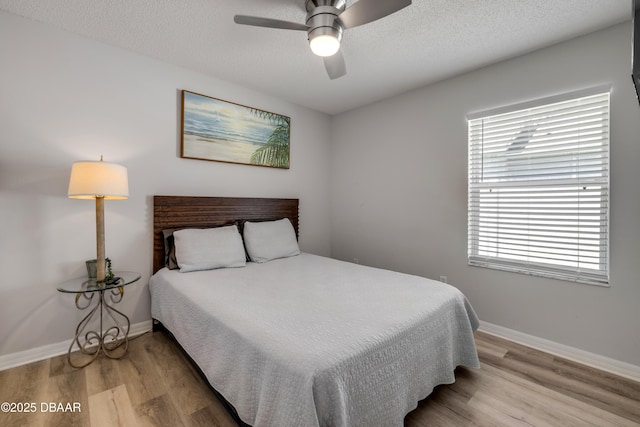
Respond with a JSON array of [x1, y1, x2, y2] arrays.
[[150, 253, 479, 427]]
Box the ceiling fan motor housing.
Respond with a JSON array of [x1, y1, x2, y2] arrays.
[[306, 0, 346, 43], [234, 0, 412, 78]]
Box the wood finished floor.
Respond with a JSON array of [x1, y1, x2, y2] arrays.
[[0, 331, 638, 427]]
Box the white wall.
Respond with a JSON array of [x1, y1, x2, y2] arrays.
[[0, 11, 331, 357], [330, 22, 640, 366]]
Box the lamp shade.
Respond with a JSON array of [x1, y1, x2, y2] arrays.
[[68, 160, 129, 200]]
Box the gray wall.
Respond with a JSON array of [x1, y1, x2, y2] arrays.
[[330, 22, 640, 366], [0, 11, 332, 357]]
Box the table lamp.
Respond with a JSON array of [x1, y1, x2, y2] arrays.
[[67, 156, 129, 282]]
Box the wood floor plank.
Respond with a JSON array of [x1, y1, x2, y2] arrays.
[[407, 389, 506, 427], [469, 371, 596, 427], [126, 333, 172, 405], [82, 334, 162, 407], [0, 359, 50, 427], [552, 356, 640, 400], [443, 366, 481, 400], [88, 384, 137, 427], [474, 337, 509, 359], [480, 345, 640, 423], [476, 362, 639, 427], [467, 390, 553, 427], [42, 368, 89, 427], [49, 353, 76, 378], [135, 393, 186, 427], [428, 386, 503, 427], [84, 355, 127, 397], [190, 403, 239, 427], [147, 333, 220, 416]]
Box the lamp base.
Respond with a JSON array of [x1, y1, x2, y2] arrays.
[[96, 196, 106, 281]]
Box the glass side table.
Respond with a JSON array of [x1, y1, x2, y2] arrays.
[[57, 271, 141, 368]]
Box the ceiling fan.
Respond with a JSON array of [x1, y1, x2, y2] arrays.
[[234, 0, 412, 80]]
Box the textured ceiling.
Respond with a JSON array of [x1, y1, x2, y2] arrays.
[[0, 0, 632, 115]]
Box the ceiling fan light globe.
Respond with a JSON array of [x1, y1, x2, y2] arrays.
[[310, 34, 340, 57]]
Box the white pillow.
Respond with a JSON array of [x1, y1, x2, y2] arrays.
[[173, 225, 246, 272], [243, 218, 300, 263]]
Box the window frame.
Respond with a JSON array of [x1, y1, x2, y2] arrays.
[[467, 86, 611, 286]]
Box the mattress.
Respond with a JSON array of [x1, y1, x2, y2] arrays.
[[149, 253, 480, 427]]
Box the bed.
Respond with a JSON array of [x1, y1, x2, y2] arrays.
[[150, 196, 480, 427]]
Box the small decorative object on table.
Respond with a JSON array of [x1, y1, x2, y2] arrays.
[[85, 258, 114, 280], [57, 271, 141, 368]]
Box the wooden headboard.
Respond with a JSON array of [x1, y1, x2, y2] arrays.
[[153, 196, 299, 274]]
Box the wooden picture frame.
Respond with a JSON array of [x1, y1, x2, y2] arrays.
[[181, 90, 290, 169]]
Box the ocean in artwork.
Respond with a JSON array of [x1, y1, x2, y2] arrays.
[[182, 91, 289, 166]]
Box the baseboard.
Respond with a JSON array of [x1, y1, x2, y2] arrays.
[[479, 321, 640, 383], [0, 320, 153, 372]]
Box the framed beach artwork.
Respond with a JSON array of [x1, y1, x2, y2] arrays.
[[181, 90, 290, 169]]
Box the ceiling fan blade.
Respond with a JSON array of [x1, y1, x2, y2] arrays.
[[324, 51, 346, 80], [234, 15, 309, 31], [338, 0, 411, 29]]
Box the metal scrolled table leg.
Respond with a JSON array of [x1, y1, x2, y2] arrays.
[[101, 286, 130, 359], [67, 286, 130, 368]]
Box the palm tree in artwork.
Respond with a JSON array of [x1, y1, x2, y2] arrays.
[[250, 110, 290, 168]]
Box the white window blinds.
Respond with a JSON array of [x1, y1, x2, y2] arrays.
[[468, 90, 610, 286]]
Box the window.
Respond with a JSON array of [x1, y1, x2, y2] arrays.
[[467, 88, 610, 286]]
